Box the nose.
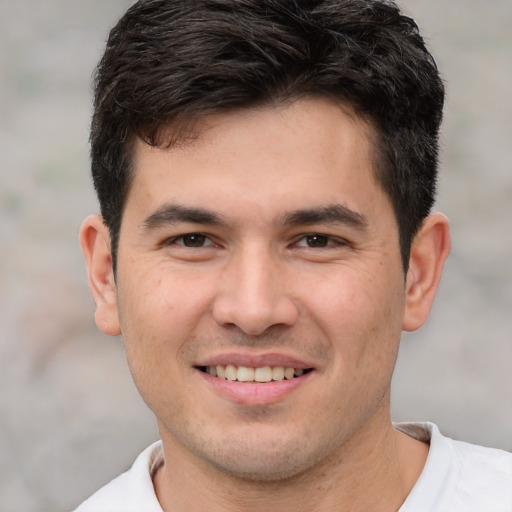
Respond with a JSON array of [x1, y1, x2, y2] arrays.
[[211, 245, 299, 336]]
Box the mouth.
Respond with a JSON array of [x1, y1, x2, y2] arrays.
[[197, 365, 313, 383]]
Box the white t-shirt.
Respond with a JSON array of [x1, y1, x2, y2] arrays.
[[73, 422, 512, 512], [395, 423, 512, 511]]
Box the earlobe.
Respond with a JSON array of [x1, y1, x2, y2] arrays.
[[402, 213, 451, 332], [79, 215, 121, 336]]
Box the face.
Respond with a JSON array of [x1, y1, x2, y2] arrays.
[[107, 98, 410, 479]]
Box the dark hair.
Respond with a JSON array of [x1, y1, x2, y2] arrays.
[[91, 0, 444, 271]]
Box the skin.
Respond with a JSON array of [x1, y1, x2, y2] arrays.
[[81, 97, 450, 511]]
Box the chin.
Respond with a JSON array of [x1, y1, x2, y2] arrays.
[[210, 454, 310, 482], [196, 433, 328, 483]]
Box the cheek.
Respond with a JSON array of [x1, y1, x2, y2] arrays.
[[119, 267, 210, 333], [310, 262, 402, 315], [116, 269, 219, 380], [304, 265, 405, 361], [115, 275, 191, 415]]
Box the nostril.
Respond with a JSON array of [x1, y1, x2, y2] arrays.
[[211, 282, 299, 335]]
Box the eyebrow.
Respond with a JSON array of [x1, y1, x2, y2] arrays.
[[142, 204, 228, 230], [279, 204, 368, 230], [142, 202, 367, 231]]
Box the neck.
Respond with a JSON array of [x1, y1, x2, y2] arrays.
[[153, 412, 428, 512]]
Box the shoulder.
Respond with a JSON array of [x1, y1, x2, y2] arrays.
[[397, 422, 512, 512], [72, 441, 164, 512], [449, 434, 512, 499]]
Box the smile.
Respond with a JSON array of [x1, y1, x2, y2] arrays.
[[199, 365, 312, 383]]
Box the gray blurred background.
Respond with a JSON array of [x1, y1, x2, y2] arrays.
[[0, 1, 511, 511]]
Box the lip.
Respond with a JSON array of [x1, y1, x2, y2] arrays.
[[194, 351, 316, 406], [197, 352, 315, 370], [198, 369, 313, 405]]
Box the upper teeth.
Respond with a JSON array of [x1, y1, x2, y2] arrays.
[[206, 365, 304, 382]]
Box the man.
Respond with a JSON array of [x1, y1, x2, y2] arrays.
[[75, 0, 512, 510]]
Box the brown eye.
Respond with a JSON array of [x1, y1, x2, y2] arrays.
[[305, 234, 329, 247], [294, 233, 349, 250], [179, 233, 208, 247]]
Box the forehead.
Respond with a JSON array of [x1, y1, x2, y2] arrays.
[[127, 98, 387, 222]]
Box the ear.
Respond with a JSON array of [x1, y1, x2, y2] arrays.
[[79, 215, 121, 336], [402, 213, 451, 332]]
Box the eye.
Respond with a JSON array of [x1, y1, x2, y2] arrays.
[[294, 233, 346, 248], [169, 233, 213, 248], [303, 234, 329, 248]]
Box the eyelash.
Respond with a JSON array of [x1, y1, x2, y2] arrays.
[[165, 233, 215, 248], [164, 232, 349, 249], [293, 233, 349, 249]]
